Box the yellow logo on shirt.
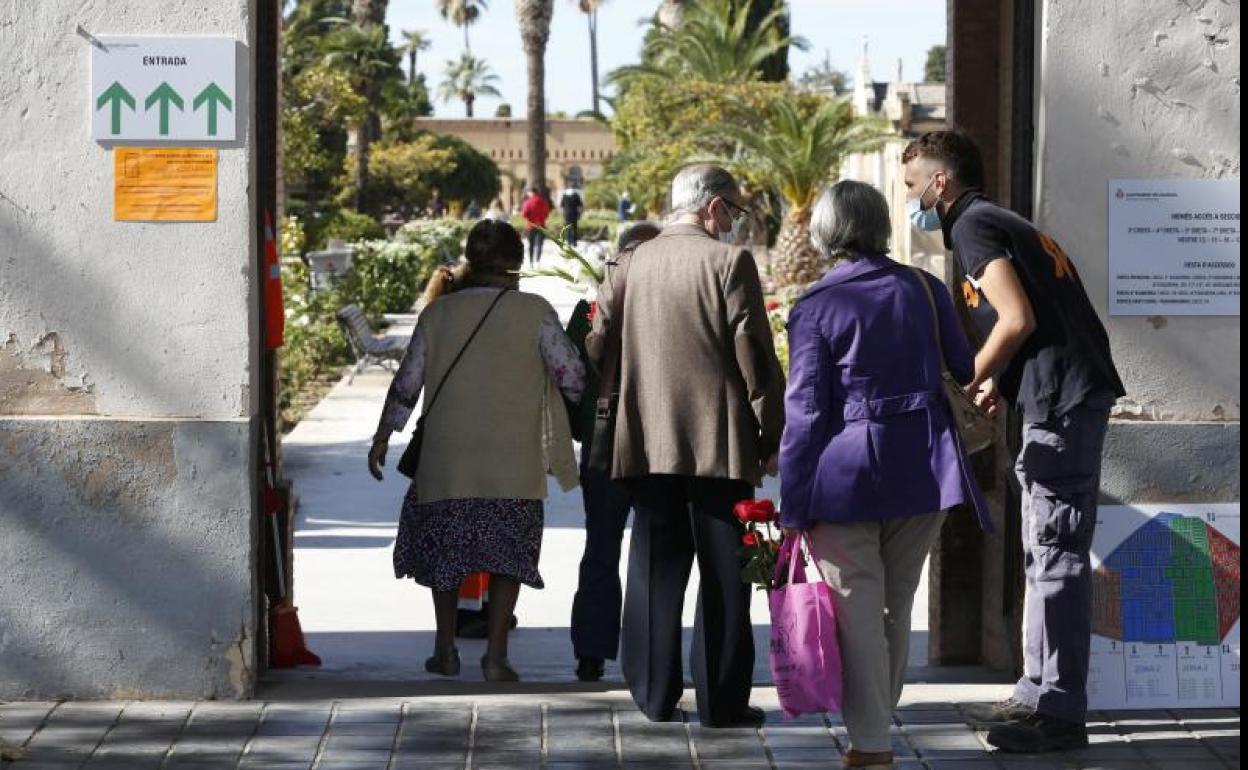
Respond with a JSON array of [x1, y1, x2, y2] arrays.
[[1039, 232, 1075, 280]]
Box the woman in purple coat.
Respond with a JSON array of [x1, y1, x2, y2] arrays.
[[778, 181, 989, 770]]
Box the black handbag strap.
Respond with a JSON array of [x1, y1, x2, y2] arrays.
[[597, 248, 635, 405], [422, 288, 512, 418]]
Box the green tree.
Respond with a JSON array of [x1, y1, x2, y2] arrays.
[[716, 96, 893, 287], [495, 102, 513, 117], [516, 0, 555, 192], [438, 0, 490, 53], [437, 52, 502, 117], [615, 0, 806, 86], [400, 28, 432, 85], [322, 22, 403, 212], [367, 136, 458, 216], [426, 133, 504, 206], [925, 44, 947, 82], [736, 0, 793, 82], [283, 64, 367, 207]]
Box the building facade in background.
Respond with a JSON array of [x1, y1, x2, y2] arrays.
[[413, 117, 616, 208]]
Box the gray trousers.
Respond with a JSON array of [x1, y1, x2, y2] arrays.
[[809, 513, 945, 754], [1013, 402, 1111, 723]]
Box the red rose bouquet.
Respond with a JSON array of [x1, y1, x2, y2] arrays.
[[735, 499, 782, 590]]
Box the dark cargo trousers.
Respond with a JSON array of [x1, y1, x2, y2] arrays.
[[1012, 401, 1112, 723]]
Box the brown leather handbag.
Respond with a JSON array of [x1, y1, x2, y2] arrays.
[[909, 267, 996, 456]]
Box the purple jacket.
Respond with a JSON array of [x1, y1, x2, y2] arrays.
[[778, 254, 992, 532]]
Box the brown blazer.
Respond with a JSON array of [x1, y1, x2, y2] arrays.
[[590, 223, 785, 486]]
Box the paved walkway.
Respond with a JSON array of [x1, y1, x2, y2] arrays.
[[274, 240, 931, 687], [1, 694, 1239, 769]]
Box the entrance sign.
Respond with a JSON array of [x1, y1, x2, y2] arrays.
[[1088, 503, 1240, 709], [91, 36, 236, 141], [114, 148, 218, 222], [1108, 179, 1240, 316]]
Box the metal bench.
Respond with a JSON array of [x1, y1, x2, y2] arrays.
[[335, 305, 408, 385]]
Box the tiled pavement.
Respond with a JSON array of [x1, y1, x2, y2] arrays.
[[0, 692, 1239, 770]]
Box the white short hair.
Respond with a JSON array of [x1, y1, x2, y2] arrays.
[[670, 164, 738, 215], [810, 180, 892, 262]]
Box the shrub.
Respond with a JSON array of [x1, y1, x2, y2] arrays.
[[316, 208, 385, 248]]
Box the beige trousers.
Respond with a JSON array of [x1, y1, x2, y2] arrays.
[[808, 513, 946, 753]]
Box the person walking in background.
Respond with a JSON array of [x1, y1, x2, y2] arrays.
[[368, 220, 584, 683], [902, 131, 1126, 753], [779, 181, 991, 770], [466, 199, 482, 220], [591, 165, 785, 728], [617, 191, 633, 222], [430, 190, 447, 219], [560, 186, 585, 248], [566, 221, 663, 683], [521, 187, 552, 266]]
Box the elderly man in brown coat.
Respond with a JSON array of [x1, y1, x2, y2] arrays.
[[590, 164, 785, 728]]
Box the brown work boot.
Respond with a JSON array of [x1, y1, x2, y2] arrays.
[[843, 749, 894, 768], [962, 698, 1034, 726]]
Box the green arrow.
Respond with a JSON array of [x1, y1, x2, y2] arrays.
[[95, 81, 135, 135], [192, 82, 233, 137], [144, 82, 184, 136]]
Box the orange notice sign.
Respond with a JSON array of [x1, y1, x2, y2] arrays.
[[114, 147, 217, 222]]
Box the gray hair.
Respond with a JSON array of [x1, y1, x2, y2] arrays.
[[810, 180, 892, 262], [669, 164, 738, 215]]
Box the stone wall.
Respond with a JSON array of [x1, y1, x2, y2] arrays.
[[0, 0, 260, 698], [1034, 0, 1241, 502]]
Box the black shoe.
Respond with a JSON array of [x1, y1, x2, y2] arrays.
[[575, 657, 605, 682], [424, 646, 461, 677], [962, 698, 1035, 726], [705, 706, 765, 729], [987, 714, 1088, 753]]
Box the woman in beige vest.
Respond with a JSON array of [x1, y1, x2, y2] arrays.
[[368, 220, 585, 682]]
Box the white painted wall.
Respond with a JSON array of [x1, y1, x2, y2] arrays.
[[0, 0, 256, 420], [1034, 0, 1240, 422]]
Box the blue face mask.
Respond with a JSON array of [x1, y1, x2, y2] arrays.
[[907, 176, 943, 232]]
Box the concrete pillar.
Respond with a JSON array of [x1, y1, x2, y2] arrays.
[[0, 1, 261, 698]]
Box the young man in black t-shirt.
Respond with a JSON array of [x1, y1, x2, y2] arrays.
[[902, 131, 1126, 754]]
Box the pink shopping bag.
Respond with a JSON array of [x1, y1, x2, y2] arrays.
[[768, 534, 843, 719]]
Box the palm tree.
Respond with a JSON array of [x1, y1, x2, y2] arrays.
[[617, 0, 806, 86], [717, 96, 894, 288], [572, 0, 607, 116], [352, 0, 389, 26], [438, 0, 489, 53], [516, 0, 555, 193], [438, 52, 502, 117], [323, 22, 402, 210], [400, 29, 432, 86]]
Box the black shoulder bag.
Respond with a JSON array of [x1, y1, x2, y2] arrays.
[[585, 251, 633, 474], [397, 288, 512, 479]]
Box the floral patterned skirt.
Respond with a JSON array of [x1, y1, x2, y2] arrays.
[[393, 488, 545, 593]]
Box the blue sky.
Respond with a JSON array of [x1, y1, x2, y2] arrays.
[[386, 0, 947, 118]]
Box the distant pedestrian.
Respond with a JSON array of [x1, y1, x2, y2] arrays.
[[560, 187, 585, 247], [779, 181, 991, 770], [567, 221, 663, 684], [591, 165, 784, 728], [467, 199, 482, 219], [430, 191, 447, 219], [368, 219, 585, 683], [902, 131, 1125, 753], [521, 187, 552, 266], [617, 191, 633, 222]]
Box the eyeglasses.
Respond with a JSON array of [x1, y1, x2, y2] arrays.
[[718, 197, 750, 221]]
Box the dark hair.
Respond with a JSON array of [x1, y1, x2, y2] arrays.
[[617, 221, 662, 252], [902, 130, 986, 190], [424, 220, 523, 304]]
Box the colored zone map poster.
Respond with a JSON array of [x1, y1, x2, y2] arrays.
[[1088, 504, 1240, 709]]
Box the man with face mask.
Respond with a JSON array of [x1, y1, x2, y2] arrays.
[[902, 131, 1126, 754], [587, 164, 785, 728]]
